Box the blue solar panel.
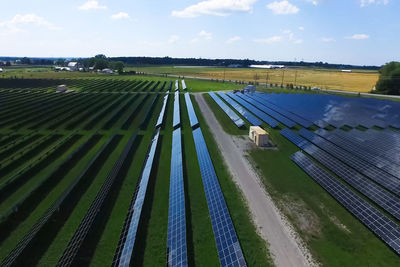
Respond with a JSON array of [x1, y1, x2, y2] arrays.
[[208, 92, 245, 128], [113, 129, 161, 267], [279, 128, 310, 149], [238, 93, 296, 128], [167, 128, 188, 267], [181, 80, 187, 90], [299, 128, 400, 196], [184, 93, 199, 128], [217, 92, 261, 126], [156, 93, 169, 128], [291, 151, 400, 256], [173, 92, 181, 128], [175, 80, 179, 91], [192, 128, 246, 267], [226, 92, 278, 128]]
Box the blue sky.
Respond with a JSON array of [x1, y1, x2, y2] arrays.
[[0, 0, 398, 65]]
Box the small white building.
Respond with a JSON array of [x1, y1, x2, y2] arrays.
[[56, 84, 68, 92], [101, 68, 113, 74], [67, 62, 80, 71], [249, 126, 270, 147]]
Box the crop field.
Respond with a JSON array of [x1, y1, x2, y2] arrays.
[[0, 77, 271, 266], [206, 90, 400, 266], [126, 66, 379, 93]]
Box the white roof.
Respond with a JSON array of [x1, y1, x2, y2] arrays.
[[67, 62, 78, 67]]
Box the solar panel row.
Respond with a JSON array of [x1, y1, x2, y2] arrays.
[[181, 80, 187, 91], [208, 92, 245, 128], [217, 92, 262, 126], [192, 127, 247, 267], [58, 133, 138, 266], [291, 151, 400, 256], [167, 128, 188, 267], [299, 128, 400, 196], [175, 80, 179, 91], [156, 93, 169, 128], [226, 92, 278, 128], [238, 93, 296, 128], [184, 93, 199, 128], [112, 129, 161, 267], [315, 129, 400, 179], [280, 128, 400, 221], [255, 93, 313, 128], [173, 92, 181, 129]]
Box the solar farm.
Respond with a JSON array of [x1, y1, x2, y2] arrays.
[[0, 77, 271, 267], [207, 90, 400, 263], [1, 73, 400, 266]]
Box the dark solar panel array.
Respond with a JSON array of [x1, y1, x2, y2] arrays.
[[217, 92, 261, 126], [173, 92, 181, 129], [167, 128, 188, 267], [299, 128, 400, 196], [192, 128, 246, 267], [208, 92, 245, 128], [254, 93, 313, 128], [226, 92, 278, 128], [57, 133, 137, 266], [315, 129, 400, 179], [291, 151, 400, 256], [156, 93, 169, 128], [112, 129, 161, 267], [238, 93, 296, 128], [181, 80, 187, 90], [184, 93, 199, 128]]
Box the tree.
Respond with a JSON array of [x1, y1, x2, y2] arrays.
[[110, 61, 124, 74], [375, 62, 400, 95], [21, 57, 31, 65]]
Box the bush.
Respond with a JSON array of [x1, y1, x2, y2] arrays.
[[375, 61, 400, 95]]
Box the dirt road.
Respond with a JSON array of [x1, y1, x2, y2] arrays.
[[194, 93, 316, 267]]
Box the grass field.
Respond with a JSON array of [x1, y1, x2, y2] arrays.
[[125, 65, 379, 93], [205, 91, 400, 266], [0, 76, 272, 266]]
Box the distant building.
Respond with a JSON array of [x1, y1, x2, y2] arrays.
[[341, 69, 352, 73], [250, 64, 285, 69], [249, 126, 270, 147], [67, 62, 81, 71], [101, 68, 113, 74]]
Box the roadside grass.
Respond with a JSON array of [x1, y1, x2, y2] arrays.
[[192, 94, 273, 266]]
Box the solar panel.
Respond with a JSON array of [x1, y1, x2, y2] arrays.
[[181, 80, 187, 91], [217, 92, 262, 126], [208, 92, 245, 128], [184, 93, 199, 128], [175, 80, 179, 91], [192, 128, 247, 267], [226, 92, 278, 128], [167, 128, 188, 267], [299, 128, 400, 196], [239, 93, 296, 128], [112, 129, 161, 267], [291, 151, 400, 256], [156, 93, 169, 128], [173, 92, 181, 128], [279, 128, 310, 149]]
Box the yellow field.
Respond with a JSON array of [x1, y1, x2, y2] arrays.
[[188, 69, 379, 93], [128, 66, 379, 93]]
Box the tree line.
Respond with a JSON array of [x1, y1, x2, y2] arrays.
[[374, 62, 400, 95]]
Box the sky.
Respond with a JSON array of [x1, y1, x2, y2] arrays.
[[0, 0, 399, 66]]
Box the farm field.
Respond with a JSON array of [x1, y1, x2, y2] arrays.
[[125, 65, 379, 93], [0, 77, 271, 266], [205, 90, 400, 266]]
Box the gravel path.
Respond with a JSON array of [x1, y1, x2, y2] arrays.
[[194, 93, 316, 267]]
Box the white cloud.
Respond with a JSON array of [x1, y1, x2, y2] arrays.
[[254, 36, 283, 44], [298, 26, 305, 30], [0, 14, 60, 34], [347, 33, 370, 40], [171, 0, 257, 18], [306, 0, 319, 5], [321, 37, 336, 42], [199, 30, 213, 40], [360, 0, 389, 7], [267, 1, 299, 15], [190, 38, 199, 44], [78, 1, 107, 10], [168, 35, 180, 43], [111, 12, 130, 20], [227, 36, 241, 43], [294, 39, 303, 44]]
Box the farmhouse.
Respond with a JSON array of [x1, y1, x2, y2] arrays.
[[249, 126, 270, 147], [67, 62, 81, 71]]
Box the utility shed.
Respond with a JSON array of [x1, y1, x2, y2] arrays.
[[249, 126, 269, 147], [56, 84, 67, 92]]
